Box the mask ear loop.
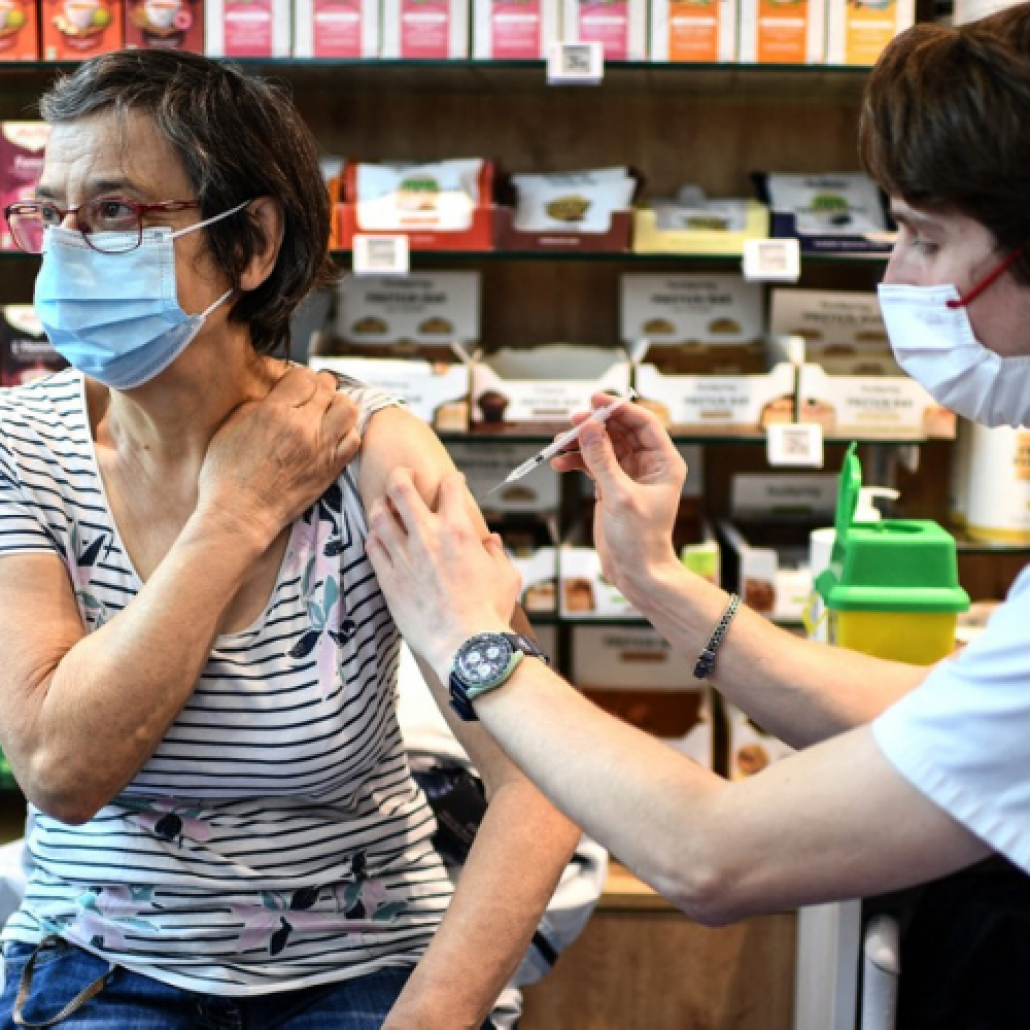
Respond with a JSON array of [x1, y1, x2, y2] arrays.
[[947, 246, 1025, 309], [199, 288, 234, 319]]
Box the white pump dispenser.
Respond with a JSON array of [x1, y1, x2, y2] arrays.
[[854, 486, 900, 523]]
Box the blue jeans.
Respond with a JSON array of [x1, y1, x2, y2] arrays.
[[0, 937, 415, 1029]]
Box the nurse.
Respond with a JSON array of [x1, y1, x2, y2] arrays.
[[367, 4, 1030, 1023]]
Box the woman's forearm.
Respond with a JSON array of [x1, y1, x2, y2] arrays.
[[387, 776, 581, 1029], [621, 561, 928, 747], [27, 511, 270, 822]]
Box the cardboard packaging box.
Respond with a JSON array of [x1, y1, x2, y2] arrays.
[[497, 515, 560, 614], [294, 0, 378, 56], [723, 699, 794, 779], [561, 484, 718, 619], [447, 440, 561, 613], [382, 0, 469, 57], [953, 0, 1018, 23], [1, 306, 68, 388], [204, 0, 289, 56], [495, 169, 640, 254], [753, 171, 896, 257], [447, 439, 560, 515], [826, 0, 914, 66], [738, 0, 825, 64], [560, 531, 721, 617], [770, 288, 896, 376], [633, 198, 768, 256], [622, 274, 797, 435], [473, 0, 558, 58], [0, 122, 49, 252], [0, 0, 40, 59], [561, 0, 647, 61], [559, 542, 641, 619], [42, 0, 124, 59], [796, 362, 956, 441], [649, 0, 736, 62], [530, 623, 559, 668], [125, 0, 204, 49], [471, 342, 631, 430], [719, 472, 838, 623], [571, 625, 714, 766], [333, 161, 494, 253], [309, 272, 477, 433], [773, 287, 956, 439], [494, 207, 634, 253]]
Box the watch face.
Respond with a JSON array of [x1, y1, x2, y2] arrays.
[[455, 633, 515, 688]]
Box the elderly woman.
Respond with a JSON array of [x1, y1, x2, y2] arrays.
[[0, 50, 577, 1028]]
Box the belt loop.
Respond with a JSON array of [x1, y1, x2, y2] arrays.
[[13, 935, 116, 1028]]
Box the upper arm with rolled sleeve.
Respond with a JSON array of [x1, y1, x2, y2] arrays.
[[872, 565, 1030, 873]]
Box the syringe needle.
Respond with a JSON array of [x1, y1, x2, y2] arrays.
[[484, 389, 636, 496]]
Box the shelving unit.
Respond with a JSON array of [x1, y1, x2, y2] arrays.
[[3, 53, 1024, 650]]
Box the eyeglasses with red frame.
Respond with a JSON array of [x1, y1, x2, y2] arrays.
[[2, 196, 201, 255]]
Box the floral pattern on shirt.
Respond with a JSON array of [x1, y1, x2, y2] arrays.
[[285, 483, 356, 703]]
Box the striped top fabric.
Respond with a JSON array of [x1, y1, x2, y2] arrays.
[[0, 369, 453, 996]]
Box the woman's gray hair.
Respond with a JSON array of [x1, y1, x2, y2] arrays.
[[39, 50, 337, 355]]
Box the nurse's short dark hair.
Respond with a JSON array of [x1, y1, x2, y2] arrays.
[[859, 6, 1030, 285], [39, 49, 337, 355]]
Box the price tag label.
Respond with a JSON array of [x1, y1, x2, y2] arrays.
[[766, 422, 824, 468], [352, 234, 410, 277], [742, 237, 801, 283], [547, 42, 604, 86]]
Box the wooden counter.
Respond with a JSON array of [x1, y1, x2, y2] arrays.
[[520, 863, 796, 1030]]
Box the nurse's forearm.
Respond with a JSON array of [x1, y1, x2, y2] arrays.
[[621, 561, 928, 747], [455, 658, 729, 920]]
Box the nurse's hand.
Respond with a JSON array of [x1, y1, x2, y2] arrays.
[[366, 470, 521, 675], [551, 393, 685, 600], [198, 366, 361, 548]]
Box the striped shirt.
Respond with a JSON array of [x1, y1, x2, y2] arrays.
[[0, 369, 453, 995]]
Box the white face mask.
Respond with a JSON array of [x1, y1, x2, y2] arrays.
[[878, 252, 1030, 429]]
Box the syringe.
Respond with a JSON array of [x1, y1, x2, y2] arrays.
[[488, 389, 637, 494]]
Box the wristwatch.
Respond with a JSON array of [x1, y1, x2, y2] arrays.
[[448, 631, 549, 722]]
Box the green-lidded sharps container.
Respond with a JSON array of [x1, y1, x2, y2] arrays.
[[815, 444, 970, 665]]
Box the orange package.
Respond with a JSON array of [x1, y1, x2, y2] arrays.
[[42, 0, 124, 58], [0, 0, 40, 59]]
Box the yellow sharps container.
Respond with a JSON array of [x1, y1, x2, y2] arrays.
[[815, 444, 970, 665]]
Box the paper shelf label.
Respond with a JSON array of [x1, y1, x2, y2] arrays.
[[352, 234, 410, 276]]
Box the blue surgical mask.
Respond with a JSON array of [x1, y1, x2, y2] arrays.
[[34, 200, 250, 390]]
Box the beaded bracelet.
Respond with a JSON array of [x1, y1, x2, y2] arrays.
[[692, 593, 741, 679]]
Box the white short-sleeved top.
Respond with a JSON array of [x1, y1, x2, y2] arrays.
[[873, 563, 1030, 873], [0, 369, 453, 996]]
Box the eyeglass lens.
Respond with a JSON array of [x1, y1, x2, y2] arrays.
[[8, 198, 143, 254]]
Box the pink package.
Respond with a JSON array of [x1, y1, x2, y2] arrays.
[[562, 0, 645, 61], [577, 0, 629, 59], [475, 0, 554, 58], [382, 0, 468, 58], [293, 0, 377, 57], [204, 0, 289, 56], [1, 122, 50, 252]]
